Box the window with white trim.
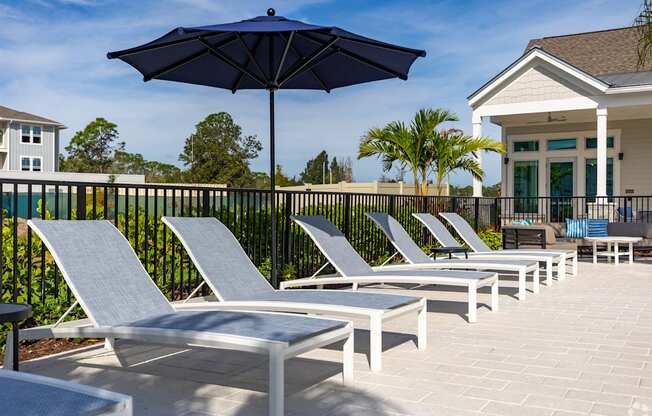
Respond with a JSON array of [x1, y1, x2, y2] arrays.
[[20, 125, 43, 144], [21, 156, 42, 171]]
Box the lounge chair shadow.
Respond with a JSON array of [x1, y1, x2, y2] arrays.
[[426, 299, 492, 323], [25, 343, 390, 415]]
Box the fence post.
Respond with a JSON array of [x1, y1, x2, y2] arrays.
[[201, 189, 210, 217], [77, 185, 86, 220], [623, 197, 629, 223], [474, 197, 480, 231], [343, 193, 351, 239], [493, 197, 499, 229], [283, 192, 292, 264]]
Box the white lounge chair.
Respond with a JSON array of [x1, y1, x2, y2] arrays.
[[282, 215, 499, 324], [366, 213, 540, 300], [162, 216, 427, 373], [415, 213, 578, 286], [0, 369, 133, 416], [10, 219, 354, 416]]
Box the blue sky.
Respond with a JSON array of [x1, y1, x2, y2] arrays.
[[0, 0, 643, 185]]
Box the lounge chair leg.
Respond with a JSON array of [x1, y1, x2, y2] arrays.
[[558, 256, 566, 281], [3, 331, 14, 370], [546, 259, 553, 286], [518, 269, 526, 301], [352, 283, 359, 291], [369, 314, 383, 372], [269, 346, 285, 416], [468, 283, 478, 323], [533, 268, 540, 294], [342, 330, 354, 385], [572, 254, 578, 276], [417, 300, 427, 350], [104, 338, 115, 351], [491, 280, 499, 312]]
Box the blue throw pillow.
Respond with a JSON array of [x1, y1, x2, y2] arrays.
[[587, 219, 608, 237], [565, 219, 588, 238], [512, 220, 529, 225]]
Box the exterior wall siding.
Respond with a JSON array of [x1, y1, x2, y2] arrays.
[[504, 118, 652, 196], [7, 122, 56, 172], [486, 66, 586, 106]]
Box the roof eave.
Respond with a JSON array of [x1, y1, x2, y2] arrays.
[[467, 47, 610, 107], [0, 117, 67, 129]]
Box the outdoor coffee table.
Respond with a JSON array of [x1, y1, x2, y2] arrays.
[[585, 236, 643, 265], [0, 303, 32, 371]]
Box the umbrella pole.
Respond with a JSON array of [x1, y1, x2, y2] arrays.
[[269, 88, 278, 288]]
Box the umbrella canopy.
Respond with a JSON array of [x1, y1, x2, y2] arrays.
[[108, 8, 426, 287]]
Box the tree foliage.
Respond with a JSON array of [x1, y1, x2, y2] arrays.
[[300, 151, 353, 184], [359, 108, 504, 195], [61, 118, 124, 173], [179, 112, 262, 186], [636, 0, 652, 67]]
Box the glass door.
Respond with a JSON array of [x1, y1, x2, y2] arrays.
[[513, 161, 538, 214], [548, 159, 575, 222]]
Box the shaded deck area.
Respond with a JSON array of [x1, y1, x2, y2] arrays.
[[22, 261, 652, 415]]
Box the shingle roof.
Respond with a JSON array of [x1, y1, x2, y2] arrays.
[[525, 27, 652, 78], [0, 105, 64, 126]]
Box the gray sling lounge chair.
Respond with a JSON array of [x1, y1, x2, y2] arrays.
[[415, 213, 577, 286], [282, 215, 499, 323], [10, 220, 354, 416], [163, 216, 426, 373], [0, 369, 133, 416], [366, 213, 540, 300]]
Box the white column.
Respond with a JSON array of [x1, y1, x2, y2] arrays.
[[472, 113, 483, 197], [596, 107, 608, 198]]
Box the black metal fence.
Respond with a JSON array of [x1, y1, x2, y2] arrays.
[[1, 177, 651, 316]]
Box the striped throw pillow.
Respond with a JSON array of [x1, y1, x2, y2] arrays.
[[587, 219, 608, 237], [565, 218, 588, 238]]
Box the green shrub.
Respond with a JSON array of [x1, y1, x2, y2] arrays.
[[478, 228, 502, 250]]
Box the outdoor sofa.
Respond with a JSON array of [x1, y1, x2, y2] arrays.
[[9, 219, 354, 416], [162, 216, 427, 373]]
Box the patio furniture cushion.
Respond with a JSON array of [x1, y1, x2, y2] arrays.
[[0, 372, 120, 416], [122, 310, 348, 345], [565, 219, 588, 238], [28, 219, 174, 327], [587, 219, 608, 237], [162, 217, 275, 301]]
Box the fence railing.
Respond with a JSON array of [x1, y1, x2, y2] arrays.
[[1, 177, 651, 321]]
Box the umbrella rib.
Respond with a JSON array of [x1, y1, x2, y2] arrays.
[[279, 33, 330, 92], [335, 33, 426, 57], [273, 31, 294, 86], [144, 49, 209, 82], [199, 38, 267, 87], [231, 36, 265, 92], [108, 31, 229, 59], [235, 33, 267, 80], [278, 36, 339, 87], [297, 32, 407, 80]]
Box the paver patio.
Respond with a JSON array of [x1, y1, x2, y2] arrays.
[[21, 260, 652, 415]]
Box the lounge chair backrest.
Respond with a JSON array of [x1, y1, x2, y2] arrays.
[[412, 213, 461, 248], [366, 213, 432, 264], [162, 217, 274, 301], [439, 213, 492, 252], [28, 220, 174, 327], [291, 215, 373, 276]]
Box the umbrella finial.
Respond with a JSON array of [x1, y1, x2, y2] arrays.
[[267, 8, 275, 16]]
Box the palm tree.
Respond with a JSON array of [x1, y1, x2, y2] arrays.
[[636, 0, 652, 66], [359, 108, 504, 195], [429, 129, 505, 196], [358, 108, 457, 195]]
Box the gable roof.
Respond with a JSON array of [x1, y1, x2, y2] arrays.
[[0, 105, 65, 127], [525, 27, 652, 77]]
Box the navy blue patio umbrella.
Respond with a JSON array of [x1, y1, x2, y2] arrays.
[[107, 8, 425, 287]]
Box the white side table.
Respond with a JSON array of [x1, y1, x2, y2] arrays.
[[584, 236, 643, 265]]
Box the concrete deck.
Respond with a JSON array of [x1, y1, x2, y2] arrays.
[[22, 261, 652, 415]]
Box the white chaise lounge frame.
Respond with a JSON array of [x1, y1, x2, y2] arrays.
[[366, 212, 540, 300], [8, 219, 354, 416], [414, 213, 577, 286], [281, 215, 500, 323], [163, 216, 427, 373]]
